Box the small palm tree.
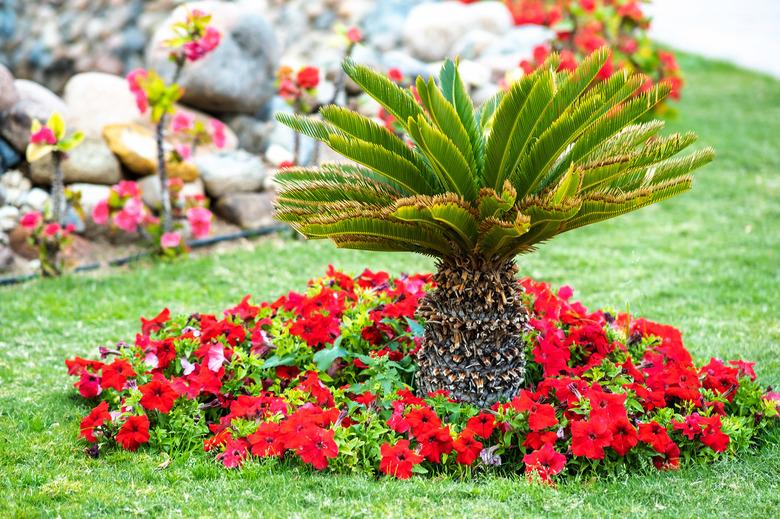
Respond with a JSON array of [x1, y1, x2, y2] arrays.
[[275, 49, 714, 406]]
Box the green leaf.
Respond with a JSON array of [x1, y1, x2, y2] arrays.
[[47, 112, 66, 141], [405, 317, 425, 338], [313, 343, 349, 371], [261, 354, 297, 369]]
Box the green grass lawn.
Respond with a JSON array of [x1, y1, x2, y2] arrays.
[[1, 54, 779, 517]]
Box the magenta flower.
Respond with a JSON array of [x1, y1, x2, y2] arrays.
[[20, 211, 43, 229], [175, 143, 192, 160], [171, 113, 194, 133], [114, 197, 145, 233], [126, 69, 149, 114], [186, 207, 212, 239], [160, 231, 182, 250], [183, 27, 221, 62], [115, 180, 141, 200], [43, 222, 61, 237], [92, 199, 109, 225], [30, 126, 57, 145], [210, 119, 226, 149]]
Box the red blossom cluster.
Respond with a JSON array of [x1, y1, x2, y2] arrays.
[[66, 268, 778, 481]]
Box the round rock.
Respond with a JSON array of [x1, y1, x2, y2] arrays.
[[1, 80, 69, 152], [146, 1, 280, 114], [194, 150, 266, 198], [30, 138, 122, 186]]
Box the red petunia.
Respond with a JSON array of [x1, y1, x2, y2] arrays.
[[101, 359, 136, 391], [116, 414, 150, 451], [77, 372, 102, 398], [405, 406, 442, 437], [523, 443, 566, 484], [571, 416, 613, 459], [218, 438, 249, 468], [452, 429, 482, 465], [247, 422, 285, 457], [512, 390, 558, 431], [139, 378, 178, 414], [699, 416, 730, 453], [523, 430, 558, 450], [80, 401, 111, 442], [652, 440, 681, 471], [609, 419, 639, 456], [638, 421, 672, 453], [296, 66, 320, 90], [417, 426, 454, 463], [140, 308, 170, 336], [297, 428, 338, 470], [588, 389, 627, 420], [379, 439, 423, 479], [466, 412, 496, 439]]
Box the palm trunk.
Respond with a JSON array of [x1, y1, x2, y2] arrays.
[[415, 255, 529, 407]]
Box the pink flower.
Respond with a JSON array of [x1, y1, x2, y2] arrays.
[[115, 180, 140, 200], [210, 120, 226, 149], [183, 27, 221, 62], [126, 69, 149, 113], [160, 231, 182, 250], [30, 126, 57, 145], [171, 113, 194, 133], [20, 211, 42, 229], [92, 199, 109, 225], [187, 207, 212, 239], [175, 143, 192, 160], [114, 197, 145, 233], [278, 77, 299, 100], [346, 27, 363, 44], [43, 222, 61, 237]]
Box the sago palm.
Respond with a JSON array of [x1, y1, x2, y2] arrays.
[[274, 49, 714, 406]]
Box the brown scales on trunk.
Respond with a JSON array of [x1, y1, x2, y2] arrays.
[[415, 255, 529, 407]]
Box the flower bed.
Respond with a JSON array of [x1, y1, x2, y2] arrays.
[[66, 268, 779, 482]]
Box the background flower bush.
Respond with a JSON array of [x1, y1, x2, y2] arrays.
[[66, 268, 778, 482]]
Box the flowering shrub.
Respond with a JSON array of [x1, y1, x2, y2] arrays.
[[19, 210, 77, 276], [502, 0, 683, 111], [91, 179, 212, 257], [65, 268, 778, 481], [126, 8, 221, 238]]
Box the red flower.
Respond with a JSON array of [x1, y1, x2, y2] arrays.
[[609, 419, 638, 456], [346, 27, 363, 44], [699, 416, 730, 453], [80, 401, 111, 442], [379, 439, 423, 479], [571, 417, 613, 459], [77, 372, 102, 398], [101, 359, 135, 391], [638, 421, 672, 453], [139, 378, 178, 414], [116, 414, 150, 451], [248, 422, 285, 457], [417, 426, 454, 463], [218, 438, 249, 468], [296, 66, 320, 90], [513, 390, 558, 431], [523, 430, 558, 450], [588, 389, 627, 420], [140, 308, 170, 336], [387, 68, 404, 83], [406, 406, 442, 437], [297, 428, 338, 470], [452, 429, 483, 465], [466, 412, 496, 438], [652, 440, 681, 471], [523, 443, 566, 483]]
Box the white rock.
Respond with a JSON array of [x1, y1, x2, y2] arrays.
[[67, 183, 111, 213], [137, 176, 205, 210], [265, 144, 294, 167], [30, 138, 122, 185], [194, 150, 267, 198], [403, 1, 513, 62], [0, 205, 20, 231], [21, 188, 51, 213]]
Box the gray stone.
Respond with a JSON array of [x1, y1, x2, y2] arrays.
[[1, 80, 69, 151], [30, 137, 122, 186], [226, 114, 272, 154], [0, 64, 19, 112], [62, 72, 145, 138], [0, 205, 20, 232], [381, 51, 431, 81], [482, 25, 556, 58], [215, 191, 275, 229], [146, 1, 280, 114], [137, 176, 205, 211], [402, 1, 513, 62], [194, 150, 266, 198], [362, 0, 426, 49], [451, 29, 500, 60]]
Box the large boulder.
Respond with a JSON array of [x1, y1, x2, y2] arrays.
[[146, 1, 280, 114], [0, 64, 19, 112], [194, 150, 266, 198], [0, 80, 69, 151], [103, 124, 199, 182], [215, 191, 274, 229], [402, 1, 513, 62], [30, 137, 122, 186], [62, 72, 238, 148]]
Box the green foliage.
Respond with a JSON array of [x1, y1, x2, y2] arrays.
[[276, 51, 714, 260]]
